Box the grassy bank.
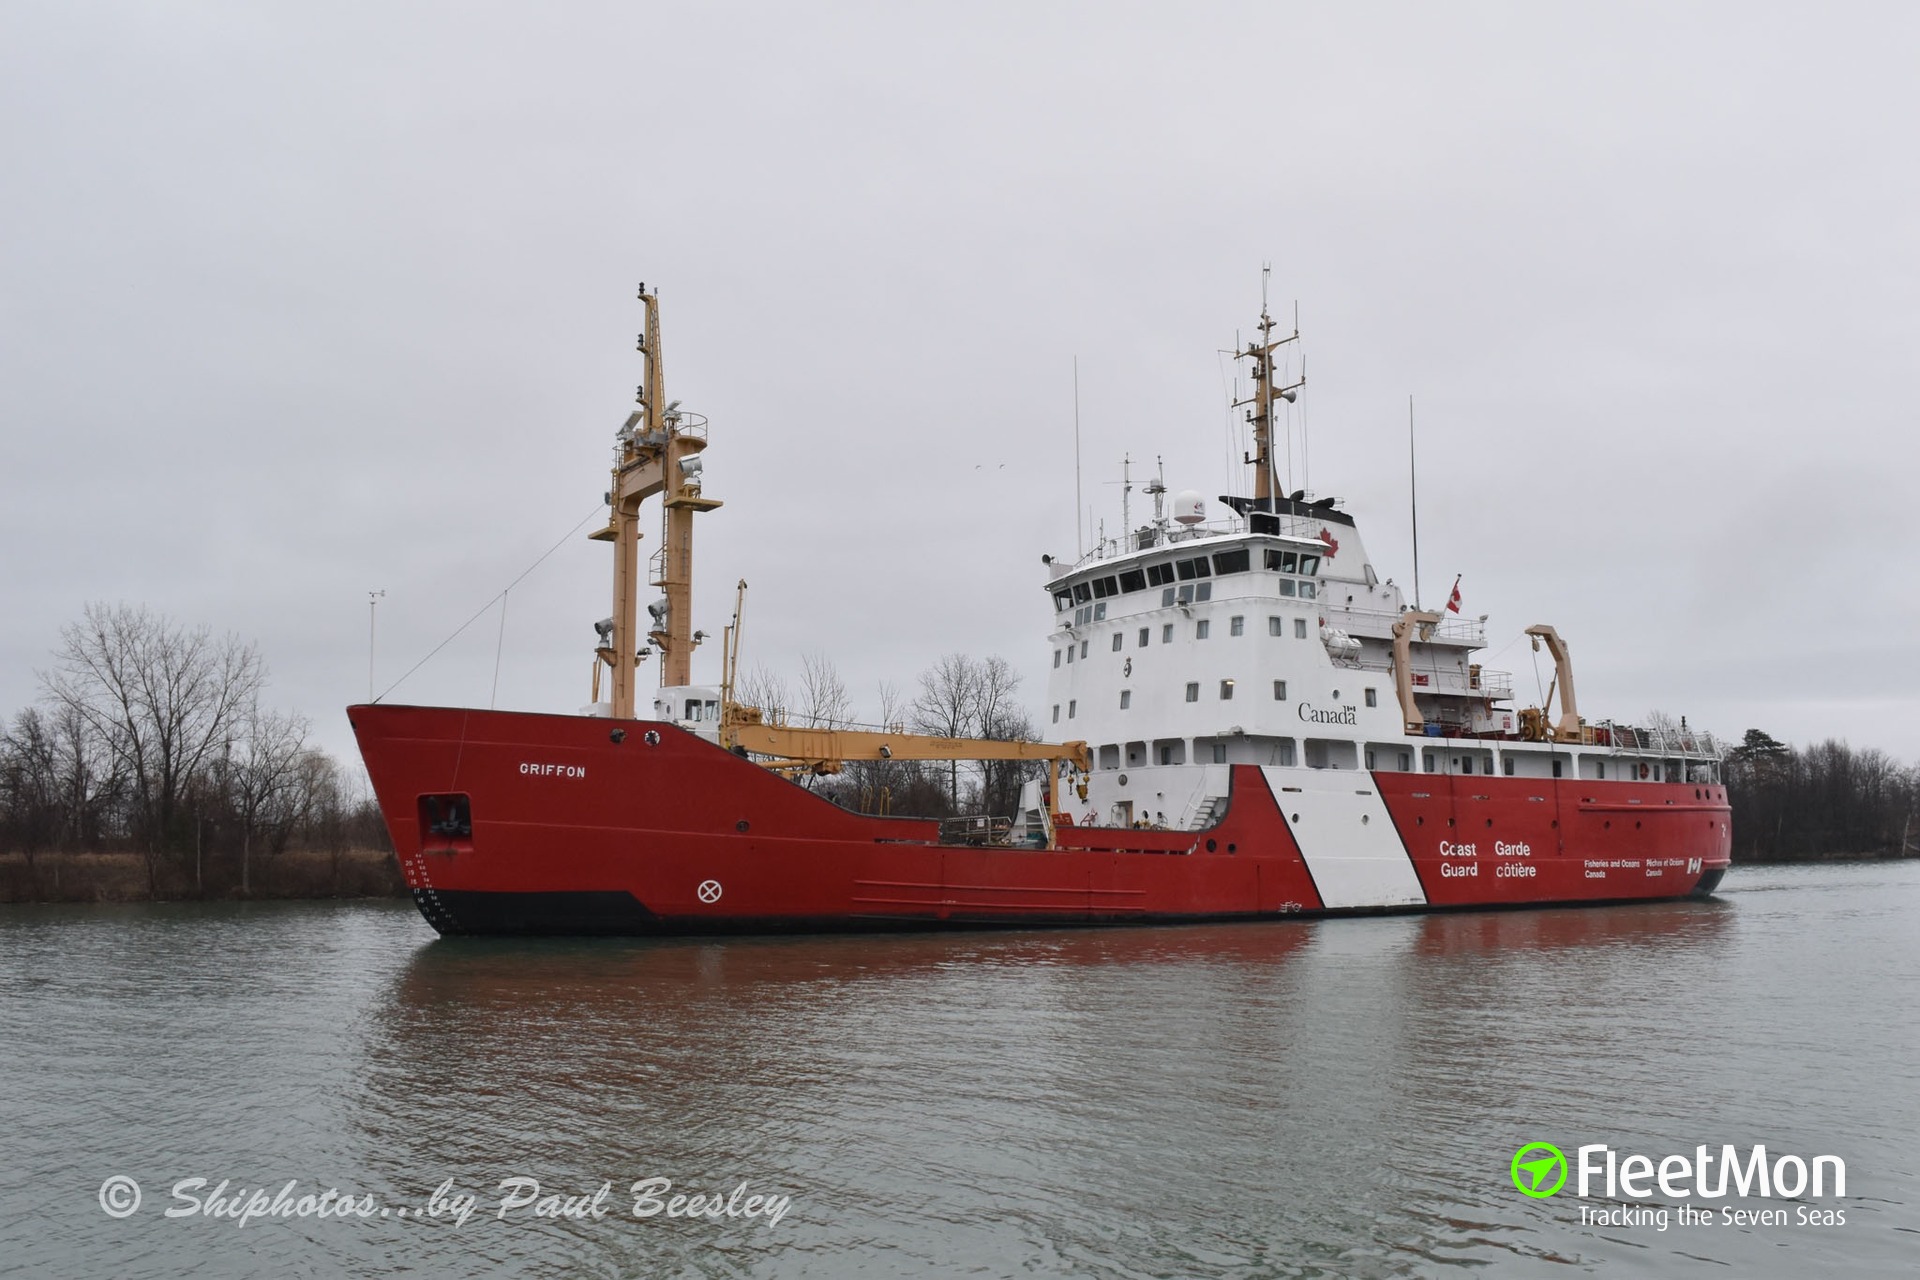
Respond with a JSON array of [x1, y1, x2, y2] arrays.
[[0, 849, 407, 903]]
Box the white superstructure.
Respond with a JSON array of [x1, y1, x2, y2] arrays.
[[1023, 300, 1721, 839]]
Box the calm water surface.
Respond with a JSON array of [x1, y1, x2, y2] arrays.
[[3, 862, 1915, 1278]]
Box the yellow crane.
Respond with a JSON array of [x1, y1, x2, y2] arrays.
[[717, 580, 1090, 845]]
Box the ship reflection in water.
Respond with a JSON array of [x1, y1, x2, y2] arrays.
[[354, 900, 1743, 1278], [7, 864, 1915, 1278]]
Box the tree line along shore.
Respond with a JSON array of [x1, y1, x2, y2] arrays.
[[2, 605, 1913, 904]]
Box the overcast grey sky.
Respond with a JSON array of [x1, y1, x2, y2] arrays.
[[4, 2, 1917, 771]]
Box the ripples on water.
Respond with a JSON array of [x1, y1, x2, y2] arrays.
[[2, 862, 1915, 1278]]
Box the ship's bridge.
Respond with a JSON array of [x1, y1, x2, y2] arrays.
[[1048, 531, 1331, 629]]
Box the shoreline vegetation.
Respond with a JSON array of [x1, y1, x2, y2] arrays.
[[1, 848, 404, 904], [5, 604, 1916, 906]]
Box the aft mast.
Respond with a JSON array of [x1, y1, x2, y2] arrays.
[[590, 284, 722, 717]]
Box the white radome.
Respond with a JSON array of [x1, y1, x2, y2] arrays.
[[1173, 490, 1207, 525]]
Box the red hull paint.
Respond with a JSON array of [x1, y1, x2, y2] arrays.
[[349, 704, 1732, 936]]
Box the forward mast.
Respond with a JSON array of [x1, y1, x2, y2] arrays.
[[590, 284, 722, 716]]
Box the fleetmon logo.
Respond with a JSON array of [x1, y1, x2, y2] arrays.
[[1511, 1142, 1569, 1198]]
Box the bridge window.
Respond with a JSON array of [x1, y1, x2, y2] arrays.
[[1120, 690, 1131, 709], [1195, 620, 1210, 639], [1147, 562, 1175, 587], [1273, 680, 1287, 700], [1185, 682, 1199, 702], [1230, 615, 1245, 636], [1212, 548, 1251, 575], [1176, 556, 1211, 580], [1162, 587, 1176, 606], [1280, 579, 1296, 596], [1299, 581, 1316, 599], [1072, 582, 1091, 604], [1092, 575, 1118, 599], [1265, 550, 1298, 573], [1119, 568, 1147, 593], [1053, 591, 1072, 611], [1298, 555, 1321, 576]]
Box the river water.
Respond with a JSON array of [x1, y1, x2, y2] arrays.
[[2, 861, 1914, 1278]]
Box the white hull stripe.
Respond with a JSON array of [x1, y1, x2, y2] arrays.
[[1258, 768, 1427, 908]]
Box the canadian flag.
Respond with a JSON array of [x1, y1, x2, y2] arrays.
[[1317, 527, 1339, 558], [1446, 575, 1463, 614]]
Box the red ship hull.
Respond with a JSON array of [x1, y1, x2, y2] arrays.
[[350, 704, 1732, 937]]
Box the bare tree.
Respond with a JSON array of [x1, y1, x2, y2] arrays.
[[229, 702, 313, 894], [797, 652, 852, 730], [49, 701, 117, 850], [736, 663, 791, 727], [41, 603, 264, 893], [0, 710, 59, 889], [912, 653, 979, 808]]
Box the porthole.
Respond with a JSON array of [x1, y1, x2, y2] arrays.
[[1206, 838, 1217, 852]]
